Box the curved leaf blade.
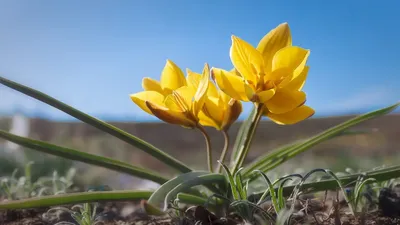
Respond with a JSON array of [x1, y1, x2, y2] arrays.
[[0, 190, 152, 209], [148, 171, 209, 205], [0, 130, 168, 184], [0, 76, 191, 173], [163, 174, 226, 210]]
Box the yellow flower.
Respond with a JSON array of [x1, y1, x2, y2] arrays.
[[212, 22, 314, 125], [130, 59, 187, 116], [130, 62, 209, 128], [186, 68, 242, 131]]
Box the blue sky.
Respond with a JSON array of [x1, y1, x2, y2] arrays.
[[0, 0, 399, 121]]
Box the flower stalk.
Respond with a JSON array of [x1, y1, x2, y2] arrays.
[[231, 103, 264, 173], [197, 125, 213, 172], [216, 130, 230, 173]]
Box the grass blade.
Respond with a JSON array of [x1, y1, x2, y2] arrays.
[[0, 76, 191, 173], [0, 130, 168, 184], [0, 190, 152, 209], [243, 102, 400, 177]]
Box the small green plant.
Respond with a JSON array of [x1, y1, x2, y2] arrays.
[[0, 22, 400, 224], [0, 162, 76, 200], [44, 202, 103, 225]]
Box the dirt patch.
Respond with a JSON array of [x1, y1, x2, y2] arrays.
[[1, 201, 400, 225]]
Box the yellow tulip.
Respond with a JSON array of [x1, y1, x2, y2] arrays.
[[186, 68, 242, 131], [130, 62, 209, 128], [130, 59, 187, 115], [212, 22, 314, 124]]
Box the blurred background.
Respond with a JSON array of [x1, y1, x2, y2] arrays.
[[0, 0, 399, 191]]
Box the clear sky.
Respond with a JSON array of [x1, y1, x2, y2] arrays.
[[0, 0, 399, 121]]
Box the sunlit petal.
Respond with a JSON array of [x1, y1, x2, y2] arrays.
[[265, 89, 306, 114], [146, 101, 197, 128], [160, 60, 186, 92], [173, 86, 196, 112], [202, 97, 224, 124], [130, 91, 165, 115], [230, 35, 264, 85], [285, 66, 309, 91], [142, 77, 164, 94], [198, 111, 221, 130], [272, 46, 310, 76], [186, 69, 201, 91], [212, 68, 250, 101], [257, 89, 276, 103], [221, 99, 242, 130], [192, 64, 210, 115], [257, 22, 292, 73], [266, 105, 315, 125]]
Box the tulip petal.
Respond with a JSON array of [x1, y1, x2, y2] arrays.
[[142, 77, 164, 94], [265, 89, 306, 114], [130, 91, 165, 115], [186, 69, 201, 90], [187, 68, 218, 98], [146, 101, 197, 128], [230, 35, 264, 85], [160, 60, 186, 92], [272, 46, 310, 77], [221, 99, 242, 130], [257, 89, 276, 103], [212, 68, 250, 101], [257, 23, 292, 73], [267, 67, 293, 87], [171, 86, 196, 112], [266, 105, 315, 125], [285, 66, 309, 91], [203, 97, 224, 124], [199, 111, 221, 130], [192, 65, 210, 115]]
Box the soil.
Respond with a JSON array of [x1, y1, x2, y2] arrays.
[[1, 189, 400, 225], [1, 199, 400, 225]]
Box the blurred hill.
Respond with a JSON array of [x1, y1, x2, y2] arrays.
[[1, 114, 399, 174]]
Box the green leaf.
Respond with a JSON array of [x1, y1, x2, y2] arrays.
[[248, 164, 400, 201], [0, 76, 191, 173], [0, 190, 152, 209], [147, 171, 209, 206], [0, 130, 168, 184], [163, 174, 226, 211], [230, 106, 255, 165], [231, 105, 264, 173], [219, 162, 240, 200], [243, 102, 400, 177], [176, 193, 217, 208]]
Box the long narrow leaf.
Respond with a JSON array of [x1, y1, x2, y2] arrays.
[[0, 130, 168, 184], [230, 106, 256, 165], [248, 164, 400, 201], [147, 171, 209, 206], [0, 190, 152, 209], [163, 174, 226, 210], [0, 76, 191, 173], [243, 102, 400, 177]]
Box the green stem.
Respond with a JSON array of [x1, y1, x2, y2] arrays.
[[216, 130, 230, 173], [197, 125, 213, 172], [231, 104, 264, 173]]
